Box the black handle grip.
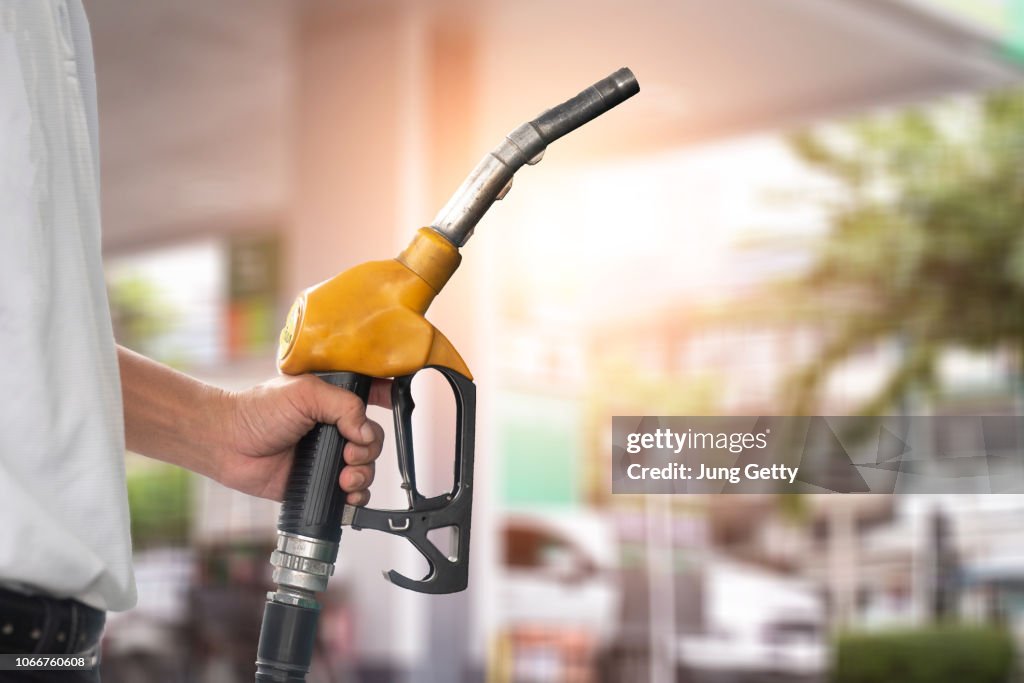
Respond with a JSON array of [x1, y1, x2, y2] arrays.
[[277, 371, 372, 543]]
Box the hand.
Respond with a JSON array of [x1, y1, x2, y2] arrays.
[[216, 375, 392, 504]]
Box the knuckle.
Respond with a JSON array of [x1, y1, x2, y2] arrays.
[[344, 442, 369, 463]]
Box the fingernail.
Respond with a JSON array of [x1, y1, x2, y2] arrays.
[[360, 422, 375, 443], [349, 472, 365, 489]]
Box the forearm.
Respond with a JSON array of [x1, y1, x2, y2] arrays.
[[118, 345, 230, 480], [116, 345, 384, 502]]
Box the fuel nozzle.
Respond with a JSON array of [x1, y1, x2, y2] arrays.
[[257, 67, 639, 683], [430, 67, 640, 248]]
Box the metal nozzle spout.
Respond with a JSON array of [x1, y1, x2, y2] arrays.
[[430, 67, 639, 247]]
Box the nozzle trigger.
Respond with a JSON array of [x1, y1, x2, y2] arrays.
[[342, 366, 476, 594]]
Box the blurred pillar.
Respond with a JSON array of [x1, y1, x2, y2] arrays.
[[288, 4, 405, 291], [289, 5, 418, 678], [419, 8, 484, 683], [288, 1, 483, 681], [929, 507, 958, 622], [645, 494, 676, 683], [826, 498, 858, 629]]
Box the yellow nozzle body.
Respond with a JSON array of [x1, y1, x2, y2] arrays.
[[278, 68, 640, 380], [277, 228, 471, 379]]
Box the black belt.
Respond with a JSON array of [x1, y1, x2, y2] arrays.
[[0, 587, 105, 656]]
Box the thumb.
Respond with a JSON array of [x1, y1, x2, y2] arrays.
[[296, 375, 376, 446]]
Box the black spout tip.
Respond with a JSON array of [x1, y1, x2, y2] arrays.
[[611, 67, 640, 97], [590, 67, 640, 111]]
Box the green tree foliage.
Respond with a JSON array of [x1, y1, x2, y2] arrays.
[[785, 90, 1024, 414]]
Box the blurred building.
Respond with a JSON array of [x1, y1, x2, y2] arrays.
[[84, 0, 1024, 681]]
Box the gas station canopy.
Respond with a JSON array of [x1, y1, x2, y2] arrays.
[[479, 0, 1024, 156], [83, 0, 1024, 251]]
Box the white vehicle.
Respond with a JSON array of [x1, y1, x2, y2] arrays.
[[675, 560, 829, 682], [497, 511, 621, 649]]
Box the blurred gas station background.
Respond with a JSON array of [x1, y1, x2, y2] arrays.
[[83, 0, 1024, 681]]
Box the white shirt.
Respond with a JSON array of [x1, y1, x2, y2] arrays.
[[0, 0, 136, 611]]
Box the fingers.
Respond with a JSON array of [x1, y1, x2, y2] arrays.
[[340, 463, 375, 507], [346, 490, 371, 506], [293, 376, 388, 509], [340, 419, 381, 509], [343, 425, 384, 465], [298, 375, 380, 446], [340, 462, 375, 492]]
